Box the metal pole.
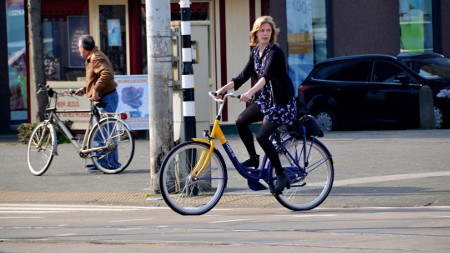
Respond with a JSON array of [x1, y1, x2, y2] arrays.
[[146, 0, 172, 193], [180, 0, 196, 141]]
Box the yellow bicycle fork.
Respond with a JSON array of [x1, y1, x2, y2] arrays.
[[190, 119, 228, 178]]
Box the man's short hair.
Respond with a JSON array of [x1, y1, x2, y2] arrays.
[[79, 35, 95, 51]]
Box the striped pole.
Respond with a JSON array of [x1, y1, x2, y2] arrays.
[[180, 0, 196, 141]]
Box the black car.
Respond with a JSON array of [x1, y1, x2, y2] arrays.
[[297, 53, 450, 131]]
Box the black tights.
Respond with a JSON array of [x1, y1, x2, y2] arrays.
[[236, 103, 283, 173]]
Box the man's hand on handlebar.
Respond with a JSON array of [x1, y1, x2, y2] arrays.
[[75, 87, 86, 96]]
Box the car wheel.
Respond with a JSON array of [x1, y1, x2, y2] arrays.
[[434, 106, 444, 129], [313, 108, 336, 132]]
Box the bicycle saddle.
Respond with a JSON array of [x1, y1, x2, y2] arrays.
[[94, 100, 107, 108]]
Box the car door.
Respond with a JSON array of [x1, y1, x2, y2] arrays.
[[368, 60, 421, 125], [332, 60, 372, 123]]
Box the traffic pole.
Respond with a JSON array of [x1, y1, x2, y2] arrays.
[[146, 0, 172, 193], [180, 0, 196, 141]]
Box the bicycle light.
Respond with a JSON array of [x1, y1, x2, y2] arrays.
[[121, 113, 128, 120]]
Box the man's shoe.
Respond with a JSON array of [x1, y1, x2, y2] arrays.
[[241, 154, 260, 168], [85, 164, 99, 172], [270, 170, 290, 194]]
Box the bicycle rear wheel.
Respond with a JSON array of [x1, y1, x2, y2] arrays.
[[275, 137, 334, 211], [88, 118, 135, 174], [27, 122, 55, 176], [159, 141, 227, 215]]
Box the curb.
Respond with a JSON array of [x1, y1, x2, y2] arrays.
[[0, 190, 281, 208]]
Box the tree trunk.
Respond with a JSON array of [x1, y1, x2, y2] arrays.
[[27, 0, 47, 122]]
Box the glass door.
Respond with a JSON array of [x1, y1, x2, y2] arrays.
[[91, 0, 129, 75], [99, 5, 127, 75]]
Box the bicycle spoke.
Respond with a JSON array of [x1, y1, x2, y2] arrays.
[[275, 137, 334, 211], [159, 142, 227, 215]]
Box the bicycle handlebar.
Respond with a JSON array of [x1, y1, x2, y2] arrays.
[[37, 83, 76, 97], [209, 91, 241, 102]]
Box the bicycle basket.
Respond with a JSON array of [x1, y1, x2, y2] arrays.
[[287, 115, 323, 137]]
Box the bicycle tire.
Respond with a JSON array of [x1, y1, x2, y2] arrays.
[[87, 118, 135, 174], [159, 141, 227, 215], [27, 122, 55, 176], [274, 137, 334, 211]]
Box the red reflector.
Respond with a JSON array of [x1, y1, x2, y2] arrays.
[[121, 113, 127, 120], [298, 85, 310, 95]]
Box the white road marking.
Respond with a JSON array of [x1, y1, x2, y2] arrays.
[[0, 204, 167, 214], [275, 214, 336, 218], [53, 233, 76, 237], [118, 228, 144, 231], [334, 171, 450, 186], [0, 216, 43, 219], [110, 218, 154, 223], [208, 219, 252, 224]]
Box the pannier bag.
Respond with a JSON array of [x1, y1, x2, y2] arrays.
[[287, 115, 324, 137]]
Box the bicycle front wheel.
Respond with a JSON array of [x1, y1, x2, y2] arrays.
[[88, 118, 135, 174], [275, 137, 334, 211], [159, 141, 227, 215], [27, 122, 55, 176]]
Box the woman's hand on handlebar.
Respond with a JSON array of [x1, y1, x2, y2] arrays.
[[239, 91, 254, 103]]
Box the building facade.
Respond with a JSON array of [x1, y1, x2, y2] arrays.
[[1, 0, 449, 133]]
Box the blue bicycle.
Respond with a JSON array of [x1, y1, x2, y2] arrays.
[[159, 92, 334, 215]]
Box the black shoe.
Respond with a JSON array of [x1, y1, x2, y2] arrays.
[[270, 171, 290, 194], [85, 164, 99, 172], [241, 154, 260, 168]]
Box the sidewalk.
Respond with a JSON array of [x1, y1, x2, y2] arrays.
[[1, 129, 450, 208]]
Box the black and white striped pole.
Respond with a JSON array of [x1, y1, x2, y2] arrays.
[[180, 0, 196, 141]]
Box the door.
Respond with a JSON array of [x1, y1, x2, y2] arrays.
[[368, 60, 420, 125], [90, 0, 129, 75]]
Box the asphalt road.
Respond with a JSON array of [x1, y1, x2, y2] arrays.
[[0, 204, 449, 252], [1, 129, 449, 252], [1, 129, 449, 208]]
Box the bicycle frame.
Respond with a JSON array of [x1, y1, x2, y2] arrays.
[[44, 90, 116, 157], [190, 93, 276, 189], [192, 92, 334, 191]]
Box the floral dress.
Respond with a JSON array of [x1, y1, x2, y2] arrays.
[[253, 45, 297, 126]]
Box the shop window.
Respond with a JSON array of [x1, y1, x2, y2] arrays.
[[6, 0, 27, 123], [399, 0, 433, 53], [170, 2, 209, 21], [41, 0, 89, 81], [286, 0, 328, 94]]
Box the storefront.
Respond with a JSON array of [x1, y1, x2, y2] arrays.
[[2, 0, 448, 132]]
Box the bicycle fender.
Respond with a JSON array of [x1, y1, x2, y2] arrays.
[[98, 117, 133, 131], [191, 138, 219, 150]]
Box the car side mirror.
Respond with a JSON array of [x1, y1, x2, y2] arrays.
[[394, 75, 410, 84]]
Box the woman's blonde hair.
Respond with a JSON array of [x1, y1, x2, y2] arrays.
[[250, 16, 280, 46]]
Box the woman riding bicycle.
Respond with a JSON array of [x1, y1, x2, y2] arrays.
[[215, 16, 297, 194]]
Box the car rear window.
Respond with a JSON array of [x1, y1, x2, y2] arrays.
[[312, 61, 371, 82], [400, 58, 450, 79]]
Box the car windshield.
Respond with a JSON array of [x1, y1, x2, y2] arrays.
[[400, 57, 450, 79]]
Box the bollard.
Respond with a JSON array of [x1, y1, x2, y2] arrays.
[[419, 85, 435, 129]]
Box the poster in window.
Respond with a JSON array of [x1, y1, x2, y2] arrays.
[[107, 19, 122, 46], [399, 0, 433, 53], [115, 75, 149, 130], [286, 0, 314, 96], [67, 16, 88, 67]]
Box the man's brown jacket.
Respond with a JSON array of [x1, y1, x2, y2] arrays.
[[84, 47, 117, 98]]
